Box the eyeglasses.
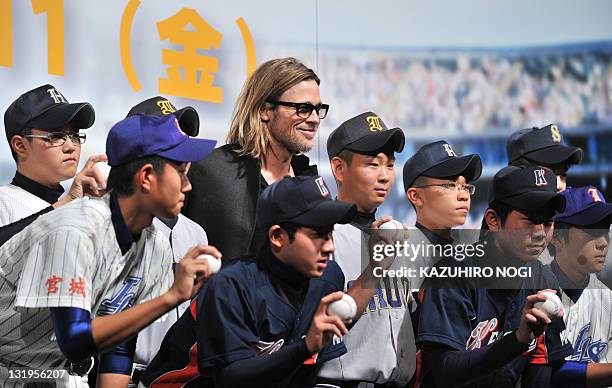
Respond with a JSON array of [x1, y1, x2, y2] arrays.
[[414, 183, 476, 195], [266, 100, 329, 119], [24, 132, 86, 146]]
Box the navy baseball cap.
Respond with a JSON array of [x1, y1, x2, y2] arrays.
[[106, 114, 216, 167], [4, 84, 94, 144], [555, 186, 612, 226], [256, 176, 357, 231], [507, 124, 583, 166], [126, 96, 199, 137], [327, 112, 405, 158], [489, 166, 566, 213], [402, 140, 482, 192]]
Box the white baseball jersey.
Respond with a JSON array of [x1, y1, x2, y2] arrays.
[[0, 183, 50, 226], [558, 274, 612, 363], [133, 214, 207, 368], [0, 194, 173, 385], [317, 223, 416, 385]]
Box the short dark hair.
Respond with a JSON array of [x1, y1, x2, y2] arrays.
[[548, 221, 572, 256], [488, 201, 513, 227], [107, 156, 169, 196], [278, 222, 300, 242], [336, 149, 354, 166], [11, 127, 32, 162]]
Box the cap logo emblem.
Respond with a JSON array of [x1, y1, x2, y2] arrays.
[[366, 116, 383, 132], [588, 188, 602, 203], [315, 177, 330, 197], [47, 88, 67, 104], [442, 144, 457, 157], [157, 100, 177, 115], [534, 169, 548, 186], [550, 125, 561, 143]]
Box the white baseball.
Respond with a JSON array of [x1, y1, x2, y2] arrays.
[[94, 161, 112, 181], [379, 219, 404, 240], [197, 254, 221, 274], [326, 293, 357, 321], [534, 291, 564, 318]]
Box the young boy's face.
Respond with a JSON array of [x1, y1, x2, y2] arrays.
[[149, 161, 192, 219], [558, 227, 610, 275], [278, 226, 335, 278], [410, 175, 471, 229], [493, 209, 554, 262], [19, 127, 82, 183], [338, 152, 395, 212]]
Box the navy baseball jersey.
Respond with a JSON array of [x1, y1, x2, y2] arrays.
[[142, 253, 347, 387], [416, 247, 573, 387]]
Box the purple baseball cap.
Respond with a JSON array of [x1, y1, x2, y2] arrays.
[[555, 186, 612, 226], [106, 114, 216, 167]]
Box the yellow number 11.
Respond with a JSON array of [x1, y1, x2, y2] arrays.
[[1, 0, 64, 75]]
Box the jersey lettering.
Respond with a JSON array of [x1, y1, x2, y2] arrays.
[[98, 276, 141, 315]]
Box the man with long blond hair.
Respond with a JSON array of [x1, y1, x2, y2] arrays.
[[183, 57, 328, 263]]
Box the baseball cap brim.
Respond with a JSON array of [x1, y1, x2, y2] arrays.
[[174, 106, 199, 137], [556, 202, 612, 226], [500, 191, 566, 214], [157, 137, 217, 164], [27, 102, 95, 131], [422, 154, 482, 182], [344, 128, 405, 154], [290, 200, 357, 231], [524, 145, 583, 165]]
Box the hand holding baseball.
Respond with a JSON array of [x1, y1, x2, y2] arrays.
[[170, 244, 221, 303], [516, 289, 559, 345], [305, 291, 349, 354], [534, 290, 564, 319], [326, 293, 357, 322]]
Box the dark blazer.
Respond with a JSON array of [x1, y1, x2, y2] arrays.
[[183, 144, 318, 264]]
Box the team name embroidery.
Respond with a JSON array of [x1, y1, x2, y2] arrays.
[[570, 323, 607, 362], [68, 277, 86, 297], [467, 318, 499, 349], [46, 275, 63, 294], [98, 276, 141, 315]]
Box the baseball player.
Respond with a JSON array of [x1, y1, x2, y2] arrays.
[[140, 175, 397, 387], [123, 96, 210, 387], [315, 112, 416, 386], [403, 140, 482, 253], [507, 123, 583, 192], [0, 84, 106, 243], [0, 114, 218, 387], [416, 166, 573, 387], [548, 187, 612, 372]]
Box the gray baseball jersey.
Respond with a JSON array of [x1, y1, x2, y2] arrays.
[[0, 194, 173, 385], [317, 223, 416, 385]]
